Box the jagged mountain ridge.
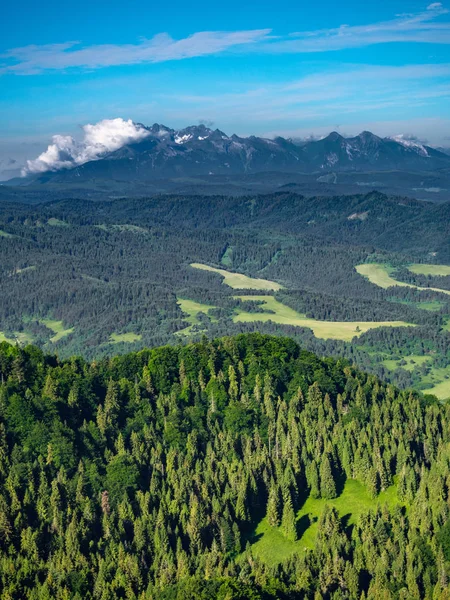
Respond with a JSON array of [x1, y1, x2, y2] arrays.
[[15, 124, 450, 184]]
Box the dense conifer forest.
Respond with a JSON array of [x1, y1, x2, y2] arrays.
[[0, 333, 450, 598], [1, 191, 450, 397]]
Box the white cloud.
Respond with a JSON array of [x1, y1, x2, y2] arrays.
[[0, 30, 272, 75], [23, 118, 150, 175]]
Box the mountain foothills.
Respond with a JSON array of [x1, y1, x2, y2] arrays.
[[1, 333, 450, 599], [1, 190, 450, 400]]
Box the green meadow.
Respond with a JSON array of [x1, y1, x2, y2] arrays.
[[409, 264, 450, 276], [356, 263, 450, 296], [40, 319, 74, 343], [176, 297, 217, 335], [0, 331, 33, 345], [109, 332, 142, 344], [382, 355, 431, 372], [190, 263, 283, 291], [249, 479, 401, 566], [233, 295, 414, 342]]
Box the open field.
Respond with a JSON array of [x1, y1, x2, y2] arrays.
[[420, 365, 450, 399], [176, 297, 217, 336], [423, 379, 450, 400], [0, 331, 33, 345], [13, 266, 36, 275], [250, 479, 400, 566], [41, 319, 74, 343], [233, 295, 414, 342], [356, 263, 414, 289], [0, 230, 14, 238], [356, 263, 450, 296], [390, 298, 445, 311], [47, 218, 69, 227], [382, 355, 431, 372], [190, 263, 282, 291], [409, 264, 450, 276], [109, 332, 142, 344]]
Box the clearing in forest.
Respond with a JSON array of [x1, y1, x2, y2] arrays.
[[382, 355, 431, 372], [423, 378, 450, 400], [0, 331, 33, 345], [176, 298, 217, 336], [190, 263, 282, 291], [41, 319, 74, 343], [109, 332, 142, 344], [249, 479, 401, 566], [356, 263, 450, 296], [408, 264, 450, 277], [14, 266, 36, 275], [233, 296, 414, 342], [47, 218, 69, 227]]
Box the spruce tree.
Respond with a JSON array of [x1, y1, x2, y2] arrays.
[[281, 490, 297, 541], [320, 454, 337, 500], [266, 482, 280, 527]]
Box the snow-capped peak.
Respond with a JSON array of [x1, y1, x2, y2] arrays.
[[389, 135, 429, 157], [174, 134, 193, 145]]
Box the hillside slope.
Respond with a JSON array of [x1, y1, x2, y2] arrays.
[[0, 334, 449, 598]]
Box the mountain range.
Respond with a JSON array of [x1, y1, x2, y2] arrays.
[[10, 124, 450, 186]]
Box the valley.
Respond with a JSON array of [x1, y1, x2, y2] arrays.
[[4, 3, 450, 595], [1, 191, 450, 400]]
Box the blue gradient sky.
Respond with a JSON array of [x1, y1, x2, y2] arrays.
[[1, 0, 450, 169]]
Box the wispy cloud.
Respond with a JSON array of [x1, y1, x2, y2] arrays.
[[268, 2, 450, 53], [1, 4, 449, 75], [0, 30, 272, 75], [162, 63, 450, 113]]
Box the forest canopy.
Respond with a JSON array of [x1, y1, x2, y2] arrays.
[[0, 333, 449, 598]]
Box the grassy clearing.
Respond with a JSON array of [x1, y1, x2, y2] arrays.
[[413, 301, 446, 311], [47, 218, 69, 227], [389, 298, 445, 312], [0, 230, 14, 238], [41, 319, 74, 343], [233, 296, 414, 342], [423, 379, 450, 400], [0, 331, 33, 345], [190, 263, 282, 291], [409, 264, 450, 277], [356, 263, 450, 297], [356, 263, 411, 289], [176, 298, 217, 336], [109, 332, 142, 344], [14, 266, 36, 275], [250, 479, 400, 566], [420, 365, 450, 399], [382, 355, 431, 372]]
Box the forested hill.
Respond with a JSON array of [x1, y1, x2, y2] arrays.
[[1, 333, 450, 599]]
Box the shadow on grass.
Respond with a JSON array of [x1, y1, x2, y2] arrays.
[[296, 513, 312, 540]]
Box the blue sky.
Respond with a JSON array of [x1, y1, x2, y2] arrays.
[[1, 0, 450, 173]]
